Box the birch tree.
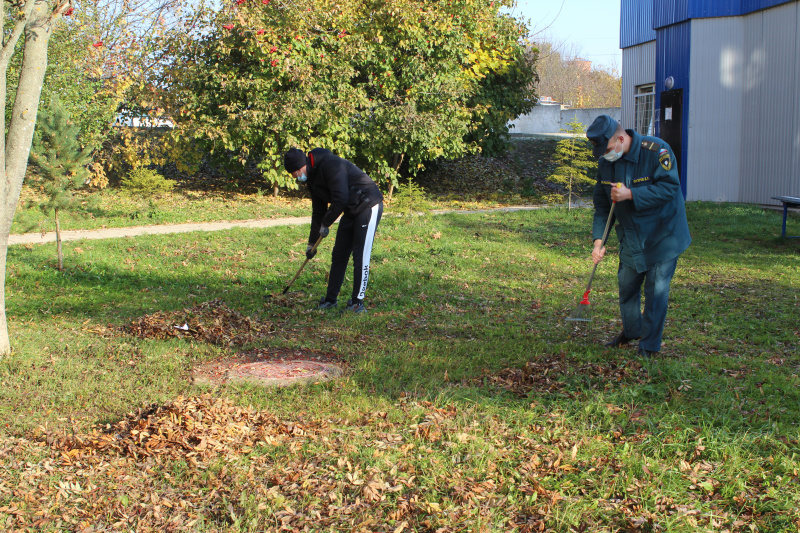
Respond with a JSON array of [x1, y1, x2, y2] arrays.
[[1, 0, 70, 354]]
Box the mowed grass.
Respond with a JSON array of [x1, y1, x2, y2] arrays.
[[1, 202, 799, 532], [11, 187, 312, 234]]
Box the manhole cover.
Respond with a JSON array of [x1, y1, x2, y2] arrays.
[[191, 348, 345, 387], [225, 360, 343, 387]]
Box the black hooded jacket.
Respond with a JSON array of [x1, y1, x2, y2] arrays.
[[303, 148, 383, 244]]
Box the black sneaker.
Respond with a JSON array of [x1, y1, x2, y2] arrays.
[[318, 297, 338, 310], [345, 299, 366, 314]]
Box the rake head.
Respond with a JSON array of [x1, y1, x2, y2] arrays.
[[566, 290, 592, 322]]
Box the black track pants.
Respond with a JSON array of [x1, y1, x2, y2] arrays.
[[326, 203, 383, 303]]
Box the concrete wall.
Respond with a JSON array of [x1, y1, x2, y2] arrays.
[[509, 106, 622, 134]]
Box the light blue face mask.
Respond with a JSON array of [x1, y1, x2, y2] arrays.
[[603, 141, 623, 163], [296, 172, 308, 183]]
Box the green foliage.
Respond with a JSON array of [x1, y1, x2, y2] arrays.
[[28, 97, 91, 218], [390, 179, 432, 221], [465, 38, 537, 157], [153, 0, 535, 193], [546, 118, 597, 208], [28, 97, 92, 270], [7, 11, 121, 157], [121, 167, 176, 196]]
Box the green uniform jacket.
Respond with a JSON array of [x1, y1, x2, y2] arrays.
[[592, 129, 691, 273]]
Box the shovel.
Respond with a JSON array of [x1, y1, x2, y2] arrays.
[[566, 199, 617, 323], [282, 236, 324, 294]]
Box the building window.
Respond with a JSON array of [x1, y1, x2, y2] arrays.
[[634, 85, 655, 136]]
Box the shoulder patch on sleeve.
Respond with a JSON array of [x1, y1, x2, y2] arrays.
[[641, 140, 660, 152], [658, 151, 672, 171]]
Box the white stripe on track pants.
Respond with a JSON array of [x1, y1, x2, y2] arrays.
[[326, 202, 383, 303]]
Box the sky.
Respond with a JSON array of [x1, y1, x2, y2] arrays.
[[506, 0, 622, 72]]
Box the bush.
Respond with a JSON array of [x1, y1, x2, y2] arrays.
[[121, 167, 176, 196], [391, 180, 432, 222]]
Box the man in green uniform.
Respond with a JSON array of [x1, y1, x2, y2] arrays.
[[586, 115, 691, 357]]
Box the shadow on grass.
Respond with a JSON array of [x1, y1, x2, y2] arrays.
[[5, 206, 799, 439]]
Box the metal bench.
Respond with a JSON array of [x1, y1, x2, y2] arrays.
[[772, 196, 800, 238]]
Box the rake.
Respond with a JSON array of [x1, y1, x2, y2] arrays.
[[282, 236, 324, 294], [567, 201, 617, 323]]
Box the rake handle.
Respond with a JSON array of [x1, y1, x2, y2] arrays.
[[584, 200, 617, 294], [282, 235, 324, 294]]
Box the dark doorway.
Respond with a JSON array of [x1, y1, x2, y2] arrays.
[[659, 88, 684, 194]]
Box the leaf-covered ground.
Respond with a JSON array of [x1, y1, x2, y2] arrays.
[[7, 391, 795, 532], [1, 142, 799, 532], [416, 138, 564, 203]]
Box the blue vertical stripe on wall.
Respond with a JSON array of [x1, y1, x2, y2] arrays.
[[651, 0, 794, 28], [653, 0, 690, 29], [686, 0, 738, 18], [621, 0, 657, 48], [618, 0, 792, 49], [731, 0, 792, 15], [655, 21, 692, 196]]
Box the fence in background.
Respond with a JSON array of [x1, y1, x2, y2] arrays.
[[509, 106, 622, 135]]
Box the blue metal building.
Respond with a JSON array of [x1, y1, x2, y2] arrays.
[[620, 0, 800, 204]]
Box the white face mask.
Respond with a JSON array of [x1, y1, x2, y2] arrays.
[[296, 172, 308, 183], [603, 140, 623, 162]]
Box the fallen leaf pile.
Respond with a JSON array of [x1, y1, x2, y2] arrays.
[[37, 394, 314, 465], [0, 394, 793, 532], [475, 355, 650, 397], [416, 139, 565, 201], [123, 299, 273, 346], [418, 154, 521, 196]]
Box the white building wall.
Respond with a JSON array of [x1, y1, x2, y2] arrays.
[[687, 17, 745, 202], [689, 1, 800, 204], [621, 40, 656, 129], [739, 1, 800, 204]]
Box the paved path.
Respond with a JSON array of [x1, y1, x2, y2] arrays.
[[8, 204, 588, 246]]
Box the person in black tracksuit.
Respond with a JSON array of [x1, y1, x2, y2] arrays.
[[283, 147, 383, 313]]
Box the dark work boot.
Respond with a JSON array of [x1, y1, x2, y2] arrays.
[[605, 331, 639, 347], [637, 345, 656, 358]]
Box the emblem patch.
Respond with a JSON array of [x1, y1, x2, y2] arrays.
[[658, 150, 672, 171]]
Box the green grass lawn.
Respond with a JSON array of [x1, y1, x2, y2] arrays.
[[12, 186, 319, 234], [1, 201, 798, 532]]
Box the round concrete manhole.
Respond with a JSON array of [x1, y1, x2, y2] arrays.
[[227, 360, 344, 387], [192, 348, 345, 388]]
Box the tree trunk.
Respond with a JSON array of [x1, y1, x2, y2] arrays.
[[55, 207, 63, 271], [0, 0, 55, 354], [273, 183, 279, 197], [387, 152, 405, 201]]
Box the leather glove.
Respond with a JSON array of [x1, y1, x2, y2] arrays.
[[305, 245, 317, 260], [319, 226, 330, 238]]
